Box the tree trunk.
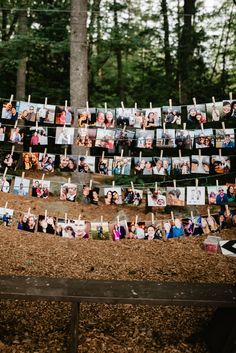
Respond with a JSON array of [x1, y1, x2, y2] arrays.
[[16, 9, 28, 100], [161, 0, 172, 92], [70, 0, 88, 107]]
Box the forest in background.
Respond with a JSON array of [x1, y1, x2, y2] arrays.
[[0, 0, 235, 107]]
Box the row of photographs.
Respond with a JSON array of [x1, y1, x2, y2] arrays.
[[0, 207, 235, 239], [1, 99, 236, 127], [0, 151, 231, 176], [1, 176, 236, 206], [0, 125, 236, 150]]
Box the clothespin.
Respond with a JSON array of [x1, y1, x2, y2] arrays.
[[28, 95, 31, 105], [155, 182, 158, 193], [207, 208, 211, 218], [173, 179, 176, 189], [41, 174, 45, 181], [10, 95, 14, 103], [149, 102, 152, 110], [139, 151, 142, 162], [86, 101, 89, 112], [112, 180, 115, 187], [120, 149, 124, 158], [35, 120, 38, 130], [14, 119, 18, 129], [122, 124, 126, 132], [101, 151, 105, 161], [198, 149, 201, 157], [21, 171, 25, 183], [44, 97, 48, 107], [11, 145, 15, 156], [134, 102, 137, 110], [222, 122, 226, 132], [151, 213, 154, 224], [169, 99, 172, 110], [160, 150, 163, 160], [43, 148, 47, 159], [29, 147, 32, 154], [65, 213, 68, 223], [117, 215, 120, 226], [135, 215, 138, 226], [192, 97, 197, 108], [179, 149, 182, 159], [101, 215, 103, 224], [65, 100, 68, 110], [85, 149, 89, 157], [183, 123, 186, 131], [195, 178, 199, 192], [121, 101, 125, 112], [64, 147, 67, 157], [68, 177, 71, 184], [104, 102, 107, 113], [3, 167, 8, 178], [163, 122, 166, 134], [225, 204, 229, 216], [219, 149, 222, 158], [212, 96, 216, 106], [171, 211, 174, 222], [89, 179, 93, 189], [27, 208, 31, 217], [200, 123, 204, 133], [131, 181, 134, 192], [44, 209, 48, 220], [78, 214, 81, 221], [216, 179, 219, 188], [4, 202, 8, 210], [229, 92, 233, 102]]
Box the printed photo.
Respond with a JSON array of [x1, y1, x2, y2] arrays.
[[143, 108, 162, 127], [29, 127, 48, 146], [152, 157, 171, 176], [156, 129, 175, 148], [114, 129, 135, 152], [78, 156, 95, 173], [133, 110, 146, 128], [37, 215, 56, 234], [144, 221, 163, 240], [60, 183, 77, 202], [55, 105, 73, 125], [186, 186, 206, 205], [0, 125, 6, 141], [95, 157, 113, 175], [32, 179, 50, 199], [222, 100, 232, 119], [116, 108, 136, 127], [163, 219, 184, 239], [95, 128, 115, 149], [172, 157, 191, 176], [17, 213, 37, 232], [89, 187, 100, 205], [124, 187, 143, 206], [202, 215, 219, 234], [76, 127, 96, 147], [0, 152, 20, 172], [215, 129, 235, 148], [1, 101, 18, 121], [0, 208, 13, 226], [225, 183, 236, 203], [13, 176, 30, 197], [55, 218, 90, 239], [9, 127, 24, 144], [38, 153, 55, 173], [191, 155, 210, 174], [162, 106, 182, 125], [90, 221, 109, 240], [59, 155, 78, 172], [127, 221, 145, 239], [211, 155, 230, 174], [18, 101, 37, 122], [136, 130, 155, 149], [194, 129, 214, 148], [36, 103, 56, 124], [147, 188, 167, 207], [175, 129, 194, 149], [187, 104, 207, 124], [166, 187, 185, 206], [112, 156, 131, 175], [55, 127, 75, 145], [96, 109, 115, 128], [103, 187, 123, 205], [22, 152, 39, 170], [207, 185, 228, 205], [0, 176, 11, 193], [77, 108, 96, 127], [206, 102, 223, 121], [182, 216, 203, 236], [134, 157, 153, 175], [109, 220, 127, 240]]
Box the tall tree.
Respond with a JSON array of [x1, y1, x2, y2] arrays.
[[70, 0, 88, 107], [16, 6, 28, 100], [160, 0, 172, 95]]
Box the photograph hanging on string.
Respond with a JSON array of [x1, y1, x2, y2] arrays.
[[0, 151, 20, 172], [0, 207, 14, 226], [181, 216, 204, 236], [17, 212, 37, 233], [8, 126, 25, 145], [143, 108, 162, 127], [28, 126, 48, 146], [95, 128, 115, 150], [222, 100, 232, 119], [207, 185, 228, 205], [194, 129, 214, 148], [136, 130, 155, 149], [1, 101, 18, 121], [22, 152, 39, 170], [191, 155, 210, 174], [37, 215, 56, 234], [109, 220, 128, 241], [152, 157, 171, 176], [112, 156, 132, 175], [38, 153, 55, 173], [187, 104, 207, 124], [215, 129, 235, 148], [60, 182, 77, 202], [55, 127, 75, 145], [76, 127, 96, 148], [211, 155, 230, 174], [147, 188, 167, 207], [77, 108, 96, 127], [115, 108, 136, 128], [95, 157, 113, 175], [162, 106, 182, 125], [126, 221, 145, 239], [186, 186, 206, 205], [206, 101, 223, 121], [156, 128, 175, 148], [90, 221, 109, 240], [163, 218, 184, 239], [175, 129, 194, 149], [0, 176, 11, 193], [103, 187, 123, 205], [202, 215, 220, 234], [133, 109, 146, 128], [89, 187, 100, 205], [17, 101, 38, 122], [114, 128, 135, 153], [36, 103, 56, 124], [13, 176, 30, 197], [166, 187, 185, 206], [144, 221, 163, 240], [32, 179, 50, 199], [55, 105, 73, 125], [123, 187, 143, 206], [134, 157, 153, 175], [58, 155, 77, 172], [95, 109, 116, 128], [55, 218, 90, 239], [172, 156, 191, 176], [0, 124, 6, 141], [225, 183, 236, 203], [78, 156, 95, 173]]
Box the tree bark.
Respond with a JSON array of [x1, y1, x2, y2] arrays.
[[70, 0, 88, 107], [16, 9, 28, 100], [161, 0, 172, 91]]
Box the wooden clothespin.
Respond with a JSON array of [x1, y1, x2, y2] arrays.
[[131, 181, 134, 192], [100, 215, 103, 224], [163, 122, 166, 134], [135, 215, 138, 226], [78, 214, 82, 221], [41, 174, 45, 181], [198, 149, 201, 157], [155, 182, 158, 193], [35, 120, 38, 130], [10, 94, 14, 103], [112, 180, 115, 187], [65, 100, 68, 110], [195, 178, 199, 191], [89, 179, 93, 189], [151, 213, 154, 224], [139, 151, 142, 162], [117, 215, 120, 226], [216, 179, 219, 188], [11, 145, 15, 156], [28, 95, 31, 105], [21, 171, 25, 183], [229, 92, 233, 102], [134, 102, 137, 110], [65, 213, 68, 223], [64, 147, 67, 158], [219, 149, 222, 158], [29, 147, 32, 154], [44, 209, 48, 220], [4, 202, 8, 210], [44, 97, 48, 107], [179, 149, 182, 159], [120, 149, 124, 158], [225, 204, 229, 216], [160, 150, 163, 160], [14, 119, 18, 129], [192, 97, 197, 108], [43, 148, 47, 159], [173, 179, 176, 189], [122, 124, 126, 132], [200, 123, 204, 133], [212, 96, 216, 106], [222, 122, 226, 132], [171, 211, 174, 222], [169, 99, 172, 110], [85, 149, 89, 157], [101, 151, 105, 161], [207, 208, 211, 218], [68, 177, 71, 184], [121, 101, 125, 112], [3, 167, 8, 178], [104, 102, 107, 113], [149, 102, 152, 110], [86, 101, 89, 112], [183, 123, 186, 131], [27, 208, 31, 217]]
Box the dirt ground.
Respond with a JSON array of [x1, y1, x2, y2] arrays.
[[0, 192, 235, 353]]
